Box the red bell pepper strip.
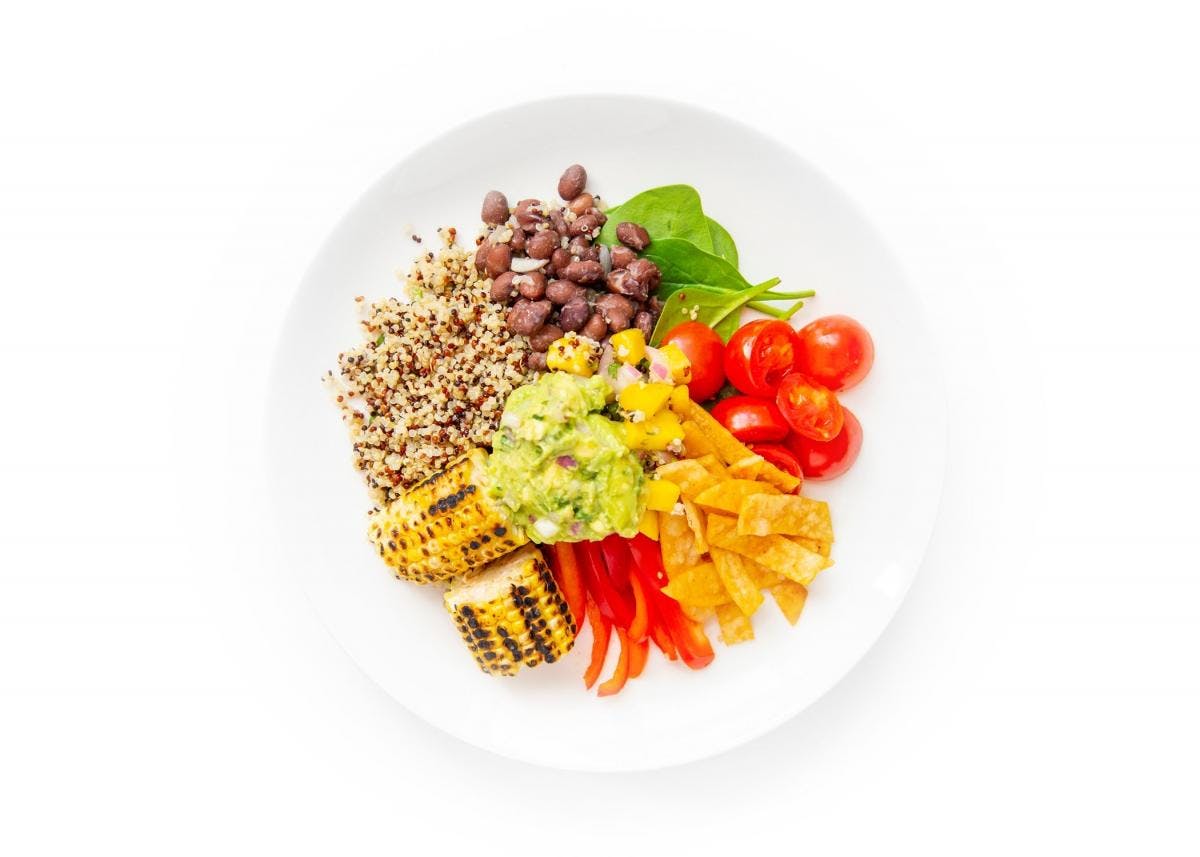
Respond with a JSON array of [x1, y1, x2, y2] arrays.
[[650, 619, 678, 660], [577, 540, 633, 629], [597, 626, 631, 697], [627, 533, 670, 590], [628, 572, 649, 643], [550, 543, 587, 633], [582, 597, 611, 690], [654, 592, 715, 670], [627, 637, 650, 679], [599, 535, 634, 597]]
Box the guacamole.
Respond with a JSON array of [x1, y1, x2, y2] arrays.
[[487, 373, 643, 543]]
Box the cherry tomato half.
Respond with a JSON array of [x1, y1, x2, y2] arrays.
[[711, 396, 790, 443], [660, 322, 726, 402], [748, 443, 805, 490], [723, 320, 800, 398], [785, 407, 862, 480], [776, 373, 843, 441], [794, 315, 875, 392]]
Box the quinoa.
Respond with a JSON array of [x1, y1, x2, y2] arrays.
[[327, 229, 534, 504]]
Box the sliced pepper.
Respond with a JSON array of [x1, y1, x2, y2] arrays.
[[597, 626, 631, 697], [583, 597, 611, 690], [598, 535, 633, 600], [550, 543, 587, 632], [628, 572, 650, 643], [627, 637, 650, 679], [577, 540, 633, 628]]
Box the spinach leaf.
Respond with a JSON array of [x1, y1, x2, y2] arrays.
[[599, 185, 714, 252], [706, 216, 739, 268], [649, 278, 781, 346], [642, 237, 756, 301]]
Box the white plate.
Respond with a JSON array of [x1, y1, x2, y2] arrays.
[[266, 95, 945, 771]]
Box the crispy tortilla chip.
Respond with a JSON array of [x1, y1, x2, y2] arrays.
[[681, 420, 719, 459], [706, 513, 738, 545], [694, 453, 729, 478], [711, 547, 765, 616], [662, 561, 729, 607], [708, 524, 829, 586], [737, 494, 834, 542], [758, 461, 802, 494], [770, 580, 808, 625], [727, 455, 764, 480], [655, 459, 720, 501], [693, 479, 778, 515], [684, 402, 755, 466], [682, 499, 709, 553], [746, 560, 783, 589], [792, 536, 832, 558], [681, 604, 715, 624], [659, 510, 702, 574], [716, 602, 754, 644]]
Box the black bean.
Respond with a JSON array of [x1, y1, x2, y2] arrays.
[[616, 221, 650, 251], [527, 324, 563, 352], [634, 310, 655, 340], [569, 214, 600, 238], [594, 293, 635, 332], [509, 227, 525, 252], [557, 164, 587, 200], [549, 208, 569, 238], [605, 268, 648, 302], [525, 230, 559, 260], [558, 296, 591, 332], [515, 271, 547, 300], [481, 191, 509, 225], [626, 258, 662, 292], [526, 351, 548, 372], [561, 260, 604, 284], [514, 198, 545, 232], [485, 243, 512, 278], [507, 299, 552, 335], [610, 245, 636, 269], [567, 236, 599, 262], [549, 248, 572, 275], [546, 279, 587, 305], [581, 312, 608, 341], [568, 193, 594, 217], [474, 243, 489, 271], [490, 271, 517, 303]]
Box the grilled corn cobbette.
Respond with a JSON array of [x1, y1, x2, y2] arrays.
[[368, 449, 527, 584], [444, 545, 577, 676]]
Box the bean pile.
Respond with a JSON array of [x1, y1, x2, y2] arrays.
[[473, 164, 663, 370]]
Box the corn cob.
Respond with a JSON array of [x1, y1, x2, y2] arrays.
[[444, 545, 577, 676], [368, 448, 527, 584]]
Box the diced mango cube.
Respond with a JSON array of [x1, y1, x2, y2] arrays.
[[637, 508, 660, 541], [658, 343, 693, 385], [635, 410, 685, 452], [609, 328, 647, 366], [669, 384, 690, 415], [546, 333, 601, 377], [644, 478, 682, 512], [619, 381, 673, 417]]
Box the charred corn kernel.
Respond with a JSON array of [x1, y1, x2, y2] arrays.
[[618, 381, 673, 416], [669, 384, 690, 415], [368, 448, 527, 584], [609, 328, 646, 366], [644, 478, 681, 512], [637, 410, 685, 452], [637, 508, 660, 541], [658, 343, 693, 384], [444, 545, 577, 676], [546, 332, 601, 377]]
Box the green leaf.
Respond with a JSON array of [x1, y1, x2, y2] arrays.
[[649, 278, 781, 346], [642, 237, 758, 302], [706, 216, 739, 268], [599, 185, 714, 252]]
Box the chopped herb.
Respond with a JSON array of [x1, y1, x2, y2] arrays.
[[636, 358, 651, 373], [601, 402, 625, 422], [607, 361, 619, 380], [375, 332, 385, 346]]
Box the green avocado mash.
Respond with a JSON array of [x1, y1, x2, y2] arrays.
[[487, 373, 643, 543]]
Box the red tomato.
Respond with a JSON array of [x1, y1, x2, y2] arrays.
[[711, 396, 789, 443], [748, 443, 805, 488], [660, 322, 726, 402], [776, 373, 843, 441], [794, 315, 875, 392], [723, 320, 800, 398], [786, 407, 862, 480]]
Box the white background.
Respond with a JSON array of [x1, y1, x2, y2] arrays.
[[2, 1, 1198, 854]]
